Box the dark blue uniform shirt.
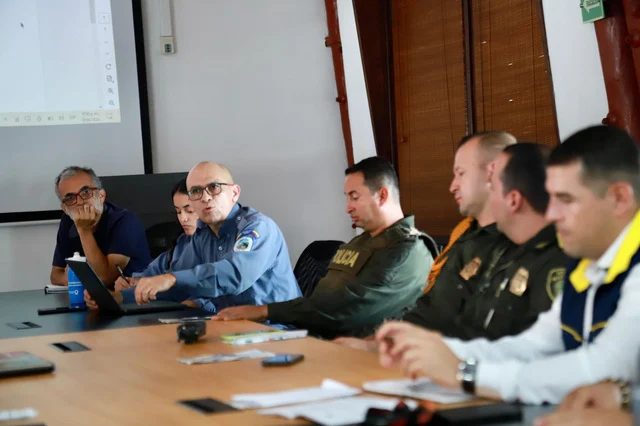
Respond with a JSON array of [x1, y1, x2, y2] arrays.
[[52, 201, 152, 276]]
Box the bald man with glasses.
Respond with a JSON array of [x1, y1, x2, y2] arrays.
[[50, 166, 151, 287], [88, 162, 301, 313]]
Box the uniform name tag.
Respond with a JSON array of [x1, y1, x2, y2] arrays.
[[328, 247, 372, 275]]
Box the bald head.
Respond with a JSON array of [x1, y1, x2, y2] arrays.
[[186, 162, 240, 232], [188, 162, 234, 186]]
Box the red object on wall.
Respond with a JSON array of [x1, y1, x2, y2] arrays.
[[595, 0, 640, 143], [324, 0, 355, 166]]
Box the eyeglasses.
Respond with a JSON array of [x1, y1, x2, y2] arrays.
[[187, 182, 232, 201], [61, 186, 99, 206]]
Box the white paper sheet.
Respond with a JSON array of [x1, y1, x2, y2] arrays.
[[363, 377, 475, 404], [231, 379, 361, 409], [259, 396, 418, 426], [44, 284, 67, 294]]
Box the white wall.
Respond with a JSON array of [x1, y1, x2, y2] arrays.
[[336, 0, 377, 162], [0, 1, 610, 293], [542, 0, 608, 141], [0, 0, 354, 292]]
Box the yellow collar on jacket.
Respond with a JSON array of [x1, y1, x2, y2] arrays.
[[570, 210, 640, 293]]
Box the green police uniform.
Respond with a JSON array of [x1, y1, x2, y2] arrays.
[[434, 221, 508, 289], [267, 216, 435, 339], [407, 224, 568, 341], [404, 221, 511, 332]]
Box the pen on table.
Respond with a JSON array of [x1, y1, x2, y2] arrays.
[[115, 265, 130, 285]]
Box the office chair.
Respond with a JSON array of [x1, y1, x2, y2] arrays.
[[294, 240, 344, 297]]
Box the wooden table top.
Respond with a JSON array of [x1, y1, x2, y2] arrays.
[[1, 320, 464, 425]]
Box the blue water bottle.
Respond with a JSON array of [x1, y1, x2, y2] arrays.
[[67, 252, 86, 308]]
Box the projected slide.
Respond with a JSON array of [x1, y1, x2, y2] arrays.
[[0, 0, 121, 127]]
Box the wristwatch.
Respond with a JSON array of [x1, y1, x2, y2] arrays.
[[456, 358, 478, 395]]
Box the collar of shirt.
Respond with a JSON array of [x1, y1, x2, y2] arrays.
[[573, 210, 640, 291], [584, 221, 632, 286], [195, 203, 242, 238], [503, 223, 557, 262]]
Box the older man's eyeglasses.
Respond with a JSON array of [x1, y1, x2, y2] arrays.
[[187, 182, 232, 201], [61, 186, 99, 206]]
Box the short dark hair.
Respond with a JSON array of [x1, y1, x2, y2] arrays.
[[171, 178, 188, 199], [345, 156, 400, 202], [458, 130, 517, 166], [501, 143, 552, 214], [548, 125, 640, 199]]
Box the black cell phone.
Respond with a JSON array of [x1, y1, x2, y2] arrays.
[[178, 397, 238, 414], [431, 402, 522, 425], [37, 306, 87, 315], [261, 354, 304, 367]]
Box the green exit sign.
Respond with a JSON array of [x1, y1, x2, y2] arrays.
[[581, 0, 605, 23]]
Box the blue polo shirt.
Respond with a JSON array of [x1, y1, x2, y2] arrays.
[[52, 201, 152, 276], [146, 203, 301, 312]]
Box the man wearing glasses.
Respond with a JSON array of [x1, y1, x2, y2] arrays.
[[50, 166, 151, 286], [127, 162, 301, 311]]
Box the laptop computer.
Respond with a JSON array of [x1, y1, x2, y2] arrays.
[[0, 352, 55, 378], [66, 258, 187, 316]]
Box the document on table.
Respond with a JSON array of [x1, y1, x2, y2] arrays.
[[231, 379, 361, 409], [259, 396, 418, 426], [363, 377, 475, 404]]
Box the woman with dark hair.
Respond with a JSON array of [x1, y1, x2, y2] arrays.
[[113, 178, 197, 290]]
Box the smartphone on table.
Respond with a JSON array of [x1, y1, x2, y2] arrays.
[[261, 354, 304, 367]]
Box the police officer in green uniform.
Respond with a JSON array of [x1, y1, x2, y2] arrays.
[[399, 131, 517, 337], [427, 131, 517, 292], [406, 143, 568, 340], [336, 143, 567, 352], [213, 157, 437, 338]]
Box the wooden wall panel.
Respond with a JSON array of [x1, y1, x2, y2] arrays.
[[392, 0, 468, 236], [473, 0, 558, 146]]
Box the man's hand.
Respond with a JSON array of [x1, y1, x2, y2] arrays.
[[557, 381, 621, 411], [181, 300, 197, 308], [534, 409, 632, 426], [134, 274, 176, 305], [213, 305, 268, 322], [115, 276, 140, 291], [73, 205, 100, 231], [333, 337, 378, 353], [84, 289, 122, 311], [376, 321, 460, 389]]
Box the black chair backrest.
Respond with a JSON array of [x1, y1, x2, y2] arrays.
[[145, 221, 184, 260], [294, 240, 344, 297]]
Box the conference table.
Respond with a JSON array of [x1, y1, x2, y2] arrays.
[[1, 290, 554, 425]]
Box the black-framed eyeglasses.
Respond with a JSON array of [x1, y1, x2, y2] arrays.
[[61, 186, 100, 206], [187, 182, 232, 201]]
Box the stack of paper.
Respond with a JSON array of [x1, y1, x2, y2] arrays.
[[230, 379, 360, 409], [44, 284, 68, 294], [363, 378, 475, 404], [259, 396, 418, 426]]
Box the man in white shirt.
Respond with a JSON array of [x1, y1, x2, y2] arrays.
[[376, 125, 640, 404]]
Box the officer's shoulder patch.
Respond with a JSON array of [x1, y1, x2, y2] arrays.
[[546, 267, 565, 300], [234, 236, 254, 252]]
